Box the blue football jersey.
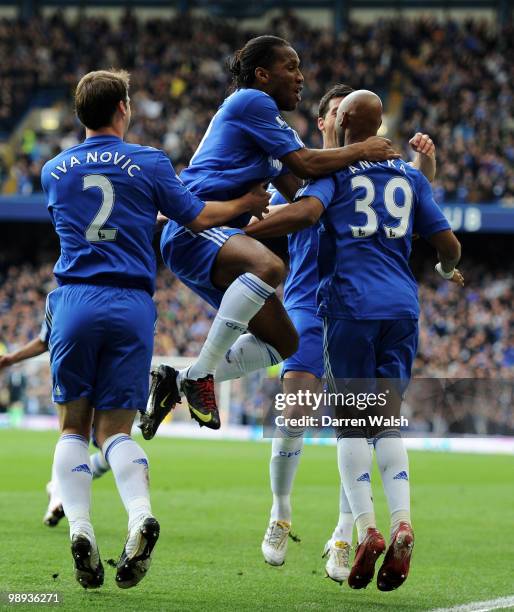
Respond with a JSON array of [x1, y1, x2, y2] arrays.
[[178, 88, 304, 229], [41, 135, 205, 295], [296, 159, 450, 320], [269, 188, 319, 313]]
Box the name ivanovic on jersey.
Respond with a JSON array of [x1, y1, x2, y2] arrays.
[[48, 149, 142, 180]]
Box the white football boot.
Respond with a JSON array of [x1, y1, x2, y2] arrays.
[[322, 539, 352, 584], [261, 520, 291, 566], [43, 481, 65, 527]]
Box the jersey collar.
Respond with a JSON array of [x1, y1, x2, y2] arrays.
[[84, 135, 123, 142]]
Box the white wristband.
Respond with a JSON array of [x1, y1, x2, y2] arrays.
[[435, 262, 454, 280]]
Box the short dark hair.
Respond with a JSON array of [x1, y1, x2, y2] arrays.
[[228, 35, 290, 89], [75, 70, 130, 130], [318, 83, 355, 118]]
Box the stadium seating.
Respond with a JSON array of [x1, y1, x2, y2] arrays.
[[1, 13, 513, 204], [0, 10, 512, 430], [1, 247, 513, 429]]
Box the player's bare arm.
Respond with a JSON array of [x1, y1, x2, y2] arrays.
[[427, 229, 464, 286], [0, 337, 47, 370], [272, 172, 303, 202], [281, 136, 400, 179], [244, 196, 323, 239], [187, 184, 270, 232], [247, 202, 289, 226], [157, 185, 270, 231], [409, 132, 436, 183]]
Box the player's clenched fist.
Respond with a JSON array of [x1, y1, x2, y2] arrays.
[[361, 136, 401, 161], [242, 184, 271, 218], [450, 269, 465, 287], [435, 263, 464, 287], [409, 133, 435, 158]]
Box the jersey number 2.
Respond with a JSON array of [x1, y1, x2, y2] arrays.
[[83, 174, 118, 242], [350, 176, 413, 239]]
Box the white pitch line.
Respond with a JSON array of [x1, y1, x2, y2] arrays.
[[432, 595, 514, 612]]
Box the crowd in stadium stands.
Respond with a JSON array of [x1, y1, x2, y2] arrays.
[[0, 257, 513, 432], [1, 11, 513, 431], [414, 265, 514, 379], [0, 262, 216, 360], [1, 12, 513, 203]]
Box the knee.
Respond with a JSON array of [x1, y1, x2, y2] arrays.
[[93, 425, 131, 449], [248, 251, 286, 288], [93, 413, 135, 448], [60, 424, 91, 441], [59, 404, 93, 440]]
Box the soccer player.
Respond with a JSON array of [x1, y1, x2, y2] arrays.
[[145, 35, 400, 435], [41, 69, 269, 589], [254, 85, 437, 578], [0, 326, 111, 527], [244, 89, 463, 591]]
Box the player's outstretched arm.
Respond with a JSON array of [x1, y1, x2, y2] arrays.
[[427, 230, 464, 287], [409, 133, 436, 183], [414, 171, 462, 284], [244, 196, 324, 240], [187, 184, 270, 232], [0, 337, 48, 370], [154, 153, 270, 231], [281, 137, 400, 179], [247, 203, 290, 226]]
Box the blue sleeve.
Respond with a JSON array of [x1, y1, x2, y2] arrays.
[[237, 92, 304, 159], [294, 177, 335, 209], [413, 172, 451, 238], [152, 153, 205, 225]]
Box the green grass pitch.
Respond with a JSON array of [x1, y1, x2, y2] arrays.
[[0, 430, 513, 611]]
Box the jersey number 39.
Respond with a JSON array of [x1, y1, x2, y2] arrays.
[[350, 176, 413, 239], [83, 174, 118, 242]]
